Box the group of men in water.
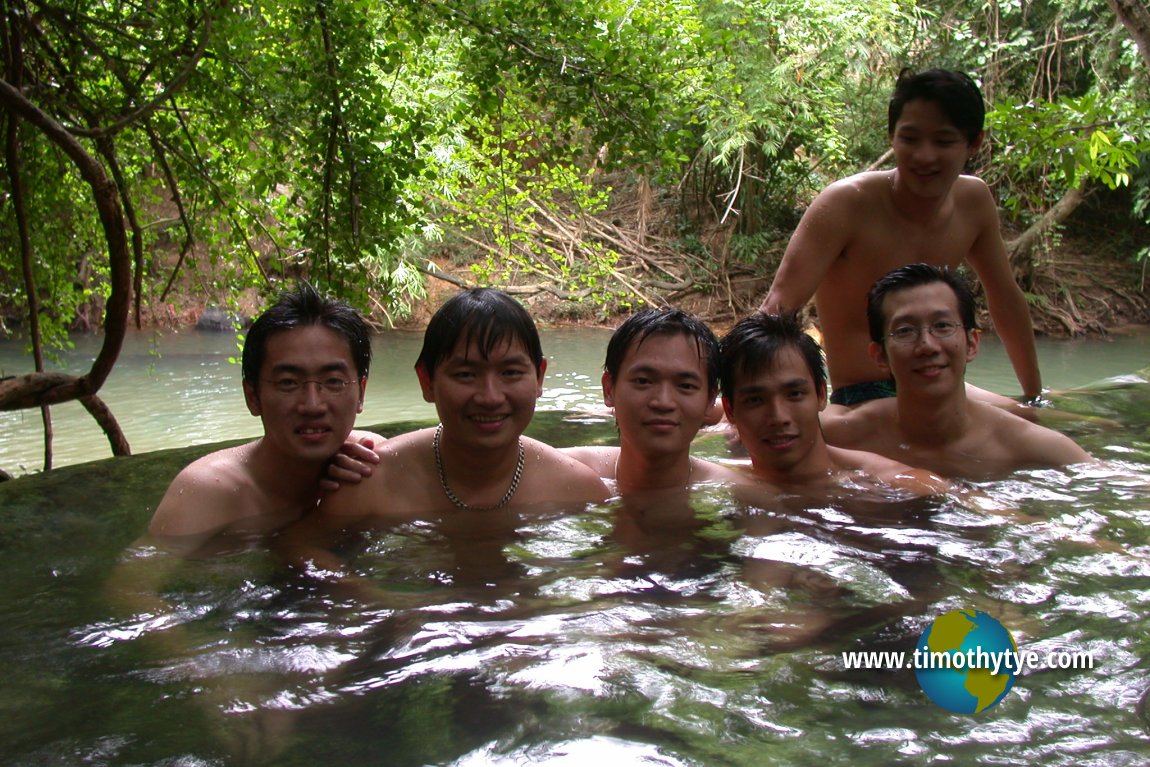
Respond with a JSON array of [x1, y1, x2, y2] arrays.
[[147, 68, 1094, 557]]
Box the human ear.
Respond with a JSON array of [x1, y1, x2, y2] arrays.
[[356, 377, 367, 414], [869, 341, 891, 374], [415, 363, 435, 403], [601, 371, 615, 408], [535, 358, 548, 397], [704, 396, 724, 426], [242, 379, 261, 417], [722, 397, 734, 422], [965, 329, 981, 362], [968, 130, 985, 157]]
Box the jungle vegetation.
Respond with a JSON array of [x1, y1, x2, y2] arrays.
[[2, 0, 1150, 465]]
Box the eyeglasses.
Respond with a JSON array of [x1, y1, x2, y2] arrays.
[[264, 377, 359, 396], [887, 320, 963, 345]]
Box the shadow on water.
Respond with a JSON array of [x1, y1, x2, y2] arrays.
[[2, 380, 1150, 765]]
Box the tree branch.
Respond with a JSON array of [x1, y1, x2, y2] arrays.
[[0, 76, 130, 396]]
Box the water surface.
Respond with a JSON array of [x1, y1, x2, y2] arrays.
[[1, 376, 1149, 765], [2, 327, 1148, 475]]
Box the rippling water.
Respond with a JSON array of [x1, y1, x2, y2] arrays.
[[2, 370, 1149, 765]]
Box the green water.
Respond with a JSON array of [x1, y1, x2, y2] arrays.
[[1, 373, 1149, 765], [2, 327, 1149, 476]]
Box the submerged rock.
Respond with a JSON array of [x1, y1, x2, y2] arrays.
[[195, 306, 244, 332]]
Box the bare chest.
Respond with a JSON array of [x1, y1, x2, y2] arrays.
[[848, 214, 976, 272]]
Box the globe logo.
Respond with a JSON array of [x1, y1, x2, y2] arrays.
[[915, 609, 1018, 714]]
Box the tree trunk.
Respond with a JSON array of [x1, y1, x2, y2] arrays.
[[1005, 180, 1089, 268], [1107, 0, 1150, 71], [80, 395, 132, 457]]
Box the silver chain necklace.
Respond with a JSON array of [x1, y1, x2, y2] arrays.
[[433, 424, 525, 511]]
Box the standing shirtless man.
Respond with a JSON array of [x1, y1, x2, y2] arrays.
[[759, 69, 1041, 412]]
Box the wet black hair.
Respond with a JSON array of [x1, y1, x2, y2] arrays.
[[603, 308, 720, 394], [718, 312, 826, 411], [866, 263, 979, 344], [242, 282, 371, 384], [416, 288, 543, 378], [888, 68, 985, 145]]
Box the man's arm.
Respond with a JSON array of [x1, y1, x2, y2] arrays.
[[759, 183, 857, 313], [819, 406, 868, 451], [548, 450, 613, 503], [832, 445, 951, 497], [559, 445, 617, 478], [964, 182, 1043, 399]]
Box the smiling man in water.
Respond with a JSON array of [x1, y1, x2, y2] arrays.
[[562, 308, 745, 493], [719, 311, 947, 496], [821, 264, 1092, 480], [311, 288, 608, 523], [147, 283, 378, 554]]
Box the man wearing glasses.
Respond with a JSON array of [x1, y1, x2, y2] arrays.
[[822, 264, 1091, 480], [758, 69, 1042, 418], [147, 283, 377, 553]]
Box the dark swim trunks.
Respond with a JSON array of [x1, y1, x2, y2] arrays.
[[829, 379, 897, 407]]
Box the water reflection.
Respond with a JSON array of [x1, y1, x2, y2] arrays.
[[2, 391, 1148, 765], [1, 362, 1150, 765]]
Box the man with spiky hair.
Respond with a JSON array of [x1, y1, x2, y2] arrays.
[[719, 311, 946, 495], [562, 307, 744, 492]]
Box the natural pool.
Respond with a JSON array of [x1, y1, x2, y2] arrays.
[[2, 373, 1150, 765]]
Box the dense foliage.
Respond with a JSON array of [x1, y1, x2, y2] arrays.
[[3, 0, 1148, 329], [2, 0, 1149, 463]]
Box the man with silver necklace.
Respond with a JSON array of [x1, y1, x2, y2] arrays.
[[305, 288, 608, 526]]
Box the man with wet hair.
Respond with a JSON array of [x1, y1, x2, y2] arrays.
[[148, 282, 379, 552], [758, 68, 1042, 415], [719, 311, 946, 494], [314, 288, 608, 521], [563, 308, 744, 492], [822, 264, 1092, 480]]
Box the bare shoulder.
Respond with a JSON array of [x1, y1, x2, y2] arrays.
[[560, 445, 619, 478], [148, 444, 256, 537], [814, 171, 890, 211], [692, 458, 752, 485], [320, 428, 434, 519], [375, 426, 434, 457], [829, 444, 909, 476], [952, 173, 995, 200], [829, 445, 948, 496], [821, 399, 894, 449], [952, 175, 1002, 228], [524, 438, 611, 501], [982, 404, 1094, 467]]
